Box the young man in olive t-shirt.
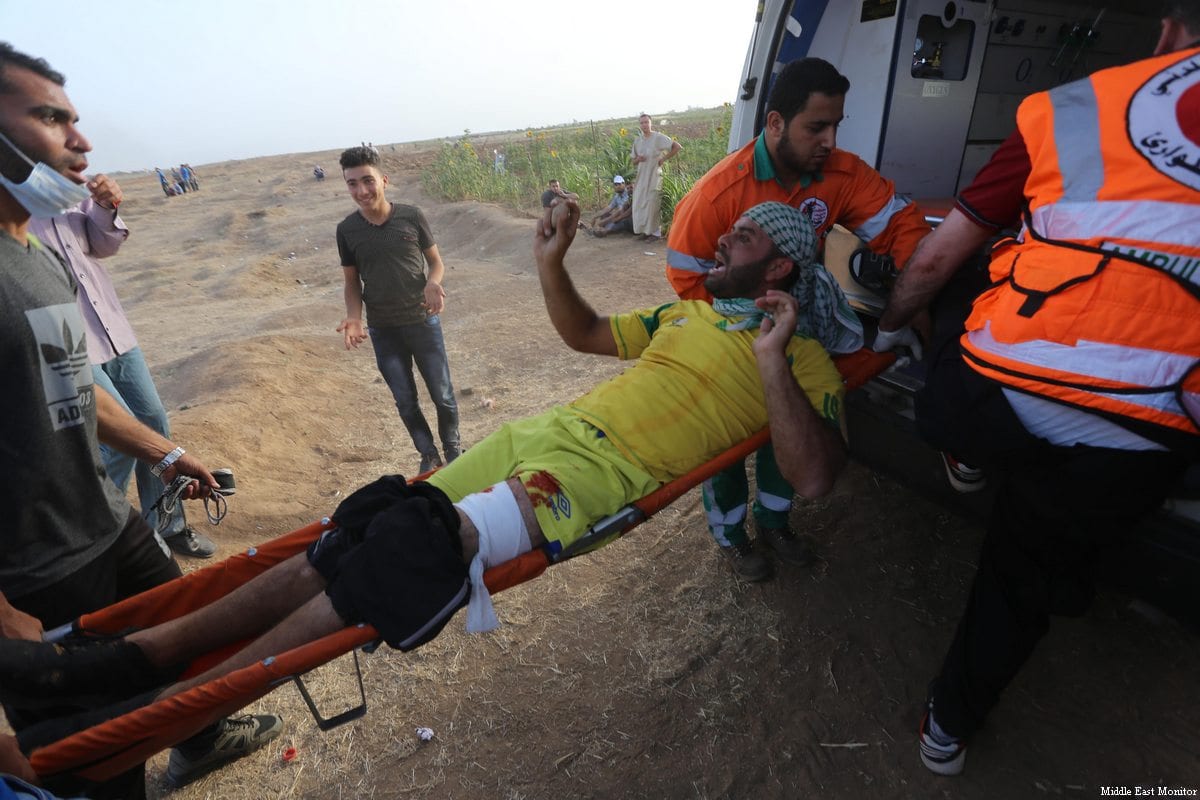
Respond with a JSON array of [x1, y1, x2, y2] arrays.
[[335, 146, 460, 473]]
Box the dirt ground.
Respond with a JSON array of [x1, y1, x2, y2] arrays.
[[84, 145, 1200, 799]]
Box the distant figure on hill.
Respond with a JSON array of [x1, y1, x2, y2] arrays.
[[493, 149, 506, 175], [630, 113, 681, 241], [313, 165, 325, 181], [335, 145, 461, 475], [181, 163, 198, 192], [170, 167, 186, 193], [155, 167, 171, 197]]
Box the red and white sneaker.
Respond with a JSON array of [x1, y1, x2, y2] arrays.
[[941, 452, 986, 493]]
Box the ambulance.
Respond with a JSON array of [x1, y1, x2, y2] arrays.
[[729, 0, 1199, 622]]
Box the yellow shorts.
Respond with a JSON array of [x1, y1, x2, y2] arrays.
[[425, 407, 661, 557]]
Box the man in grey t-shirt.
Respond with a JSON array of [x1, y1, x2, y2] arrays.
[[0, 42, 282, 794], [335, 145, 460, 474]]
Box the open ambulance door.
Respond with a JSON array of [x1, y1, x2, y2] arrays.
[[730, 0, 1199, 626]]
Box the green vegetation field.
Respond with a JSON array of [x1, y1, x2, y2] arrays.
[[421, 106, 732, 231]]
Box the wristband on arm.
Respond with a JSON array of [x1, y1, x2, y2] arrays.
[[150, 446, 185, 478]]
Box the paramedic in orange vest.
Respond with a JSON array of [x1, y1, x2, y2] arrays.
[[874, 2, 1200, 776], [666, 57, 930, 581]]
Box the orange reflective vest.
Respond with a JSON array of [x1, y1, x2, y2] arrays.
[[961, 47, 1200, 438]]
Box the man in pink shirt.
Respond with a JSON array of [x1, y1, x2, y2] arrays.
[[29, 178, 217, 559]]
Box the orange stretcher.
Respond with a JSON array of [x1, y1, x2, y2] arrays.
[[27, 349, 895, 783]]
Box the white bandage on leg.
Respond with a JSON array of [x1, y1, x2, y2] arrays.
[[455, 481, 532, 633]]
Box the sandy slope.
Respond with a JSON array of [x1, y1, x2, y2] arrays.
[[89, 147, 1200, 799]]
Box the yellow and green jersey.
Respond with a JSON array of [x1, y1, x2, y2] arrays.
[[568, 300, 845, 483]]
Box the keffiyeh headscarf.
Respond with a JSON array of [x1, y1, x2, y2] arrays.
[[712, 201, 864, 354]]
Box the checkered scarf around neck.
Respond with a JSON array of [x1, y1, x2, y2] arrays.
[[712, 201, 864, 354]]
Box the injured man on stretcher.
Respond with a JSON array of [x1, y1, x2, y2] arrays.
[[1, 199, 861, 745]]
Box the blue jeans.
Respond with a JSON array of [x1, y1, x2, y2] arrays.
[[369, 316, 460, 459], [93, 347, 187, 537]]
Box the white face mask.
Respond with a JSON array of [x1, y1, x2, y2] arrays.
[[0, 129, 90, 218]]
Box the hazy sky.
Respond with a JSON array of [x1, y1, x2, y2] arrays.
[[2, 1, 756, 174]]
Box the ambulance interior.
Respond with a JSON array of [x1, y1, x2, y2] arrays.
[[730, 0, 1199, 622]]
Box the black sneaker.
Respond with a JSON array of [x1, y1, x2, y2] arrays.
[[759, 526, 817, 566], [443, 446, 462, 464], [166, 713, 284, 787], [719, 540, 771, 582], [165, 526, 217, 558], [418, 452, 443, 474]]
